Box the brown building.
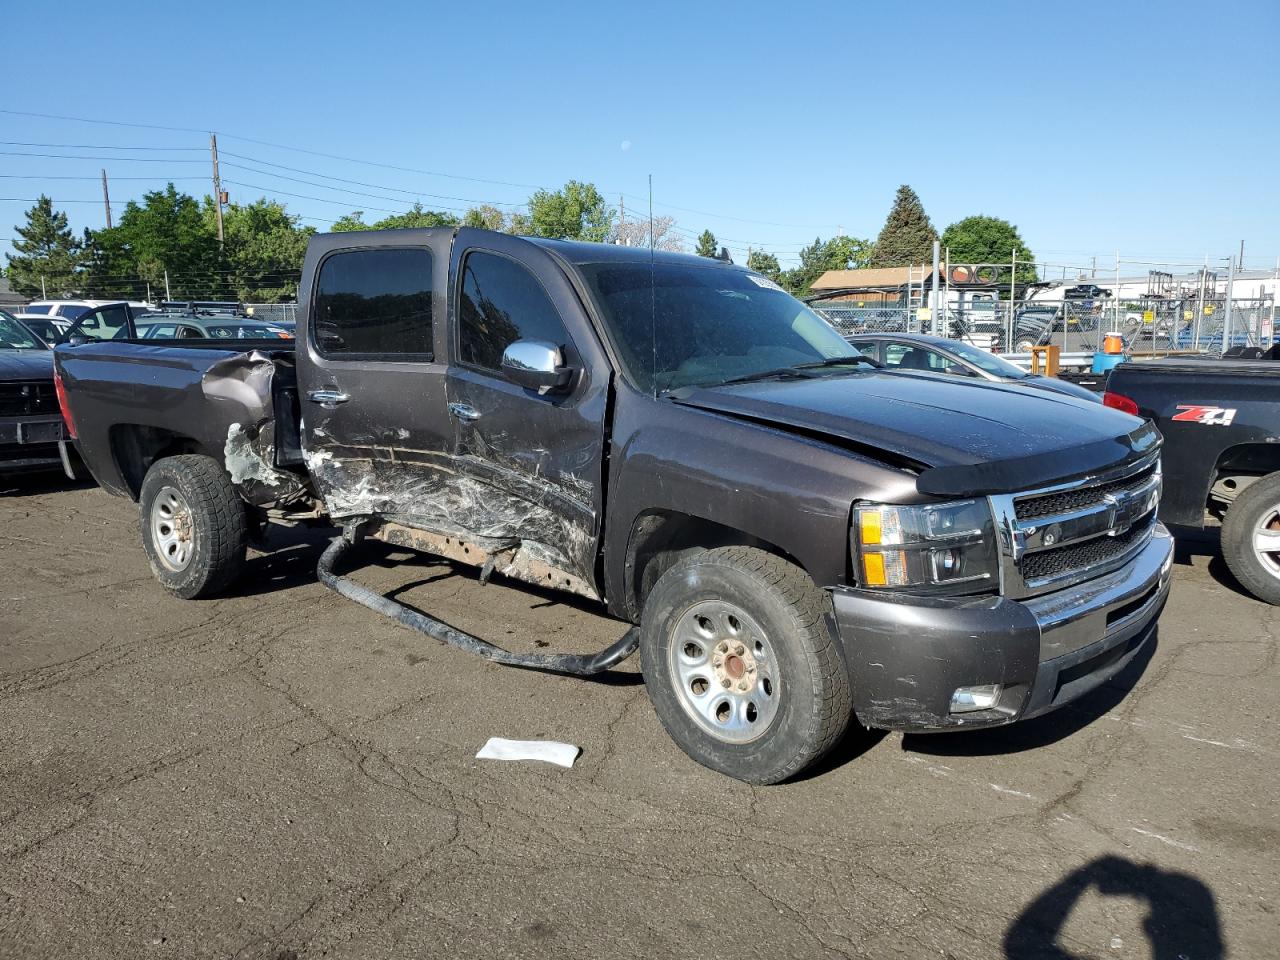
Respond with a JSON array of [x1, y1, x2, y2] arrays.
[[808, 266, 931, 304]]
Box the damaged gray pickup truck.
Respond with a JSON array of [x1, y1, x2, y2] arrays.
[[55, 227, 1173, 783]]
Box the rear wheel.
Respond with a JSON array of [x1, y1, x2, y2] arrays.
[[639, 546, 851, 784], [139, 455, 247, 599], [1222, 471, 1280, 605]]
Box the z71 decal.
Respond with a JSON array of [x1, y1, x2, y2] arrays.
[[1172, 404, 1237, 426]]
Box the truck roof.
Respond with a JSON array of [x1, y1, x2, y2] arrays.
[[311, 227, 746, 272]]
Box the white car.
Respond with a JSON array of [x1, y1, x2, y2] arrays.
[[24, 299, 153, 321]]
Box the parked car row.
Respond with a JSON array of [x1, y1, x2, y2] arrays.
[[0, 299, 293, 345]]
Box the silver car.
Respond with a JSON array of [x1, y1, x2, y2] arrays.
[[849, 332, 1102, 403]]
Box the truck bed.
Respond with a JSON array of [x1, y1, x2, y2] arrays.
[[54, 339, 305, 503]]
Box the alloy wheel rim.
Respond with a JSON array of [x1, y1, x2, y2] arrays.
[[1252, 508, 1280, 577]]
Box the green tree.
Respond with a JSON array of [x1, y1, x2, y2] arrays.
[[209, 197, 314, 302], [526, 180, 613, 242], [782, 235, 876, 297], [372, 203, 459, 230], [462, 204, 510, 231], [330, 211, 370, 232], [4, 196, 81, 297], [870, 185, 938, 267], [746, 249, 782, 283], [83, 184, 219, 299], [940, 215, 1036, 282], [695, 229, 718, 258]]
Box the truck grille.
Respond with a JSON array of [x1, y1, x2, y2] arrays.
[[992, 453, 1162, 598], [1020, 519, 1151, 581], [0, 381, 59, 417], [1014, 461, 1159, 520]]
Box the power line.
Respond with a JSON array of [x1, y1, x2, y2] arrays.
[[0, 139, 204, 151], [219, 157, 525, 208], [0, 108, 206, 134], [0, 149, 205, 163], [0, 174, 206, 181], [0, 105, 834, 235]]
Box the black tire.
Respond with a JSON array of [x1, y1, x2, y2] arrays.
[[639, 546, 852, 784], [1221, 472, 1280, 605], [138, 454, 248, 599]]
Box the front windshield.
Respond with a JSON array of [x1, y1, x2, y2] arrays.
[[578, 262, 861, 392], [944, 339, 1028, 378], [0, 313, 44, 349]]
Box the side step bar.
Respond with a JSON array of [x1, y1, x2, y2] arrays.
[[317, 523, 639, 677]]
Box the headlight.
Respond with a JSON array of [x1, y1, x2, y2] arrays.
[[852, 499, 998, 592]]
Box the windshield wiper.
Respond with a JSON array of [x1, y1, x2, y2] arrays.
[[715, 355, 879, 387], [794, 355, 881, 370]]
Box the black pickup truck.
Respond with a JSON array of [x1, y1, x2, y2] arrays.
[[1106, 358, 1280, 604], [55, 227, 1172, 784]]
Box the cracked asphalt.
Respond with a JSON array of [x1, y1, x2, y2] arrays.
[[1, 475, 1276, 959]]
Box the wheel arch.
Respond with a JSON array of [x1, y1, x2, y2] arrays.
[[109, 424, 213, 500], [617, 508, 811, 622]]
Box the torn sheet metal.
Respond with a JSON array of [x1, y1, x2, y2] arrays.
[[224, 421, 309, 506], [201, 350, 277, 422], [303, 445, 599, 593]]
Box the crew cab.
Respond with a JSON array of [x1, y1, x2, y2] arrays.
[[55, 228, 1172, 783], [1106, 358, 1280, 604]]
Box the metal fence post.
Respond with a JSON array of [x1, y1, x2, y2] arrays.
[[1223, 257, 1236, 353]]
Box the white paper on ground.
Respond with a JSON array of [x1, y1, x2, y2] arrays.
[[475, 737, 580, 768]]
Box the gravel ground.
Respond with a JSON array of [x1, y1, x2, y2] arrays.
[[1, 474, 1275, 959]]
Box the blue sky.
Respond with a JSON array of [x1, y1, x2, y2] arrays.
[[3, 0, 1277, 272]]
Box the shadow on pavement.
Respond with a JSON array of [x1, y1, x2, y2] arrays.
[[900, 629, 1158, 757], [0, 471, 95, 498], [1004, 855, 1224, 959], [1170, 522, 1263, 603]]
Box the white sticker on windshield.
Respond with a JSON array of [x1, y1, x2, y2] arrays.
[[747, 274, 785, 292]]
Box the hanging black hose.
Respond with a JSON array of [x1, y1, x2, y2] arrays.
[[316, 523, 639, 677]]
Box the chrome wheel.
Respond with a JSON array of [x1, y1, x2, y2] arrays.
[[668, 599, 780, 744], [1251, 507, 1280, 577], [151, 485, 194, 572]]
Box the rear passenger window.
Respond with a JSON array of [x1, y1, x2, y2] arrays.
[[313, 248, 433, 359], [458, 251, 571, 371]]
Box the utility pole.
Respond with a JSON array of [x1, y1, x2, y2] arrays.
[[1239, 240, 1245, 271], [617, 195, 625, 245], [210, 133, 225, 246], [101, 169, 112, 229], [164, 269, 172, 301]]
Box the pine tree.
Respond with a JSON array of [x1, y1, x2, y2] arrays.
[[4, 196, 81, 297], [870, 185, 938, 267], [695, 229, 718, 258]]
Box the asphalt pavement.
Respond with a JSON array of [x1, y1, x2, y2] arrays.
[[1, 475, 1275, 959]]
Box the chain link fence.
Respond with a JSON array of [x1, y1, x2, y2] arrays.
[[814, 289, 1277, 363], [244, 303, 299, 325]]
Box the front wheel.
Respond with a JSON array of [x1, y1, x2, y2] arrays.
[[639, 546, 852, 784], [1222, 472, 1280, 605], [139, 455, 248, 599]]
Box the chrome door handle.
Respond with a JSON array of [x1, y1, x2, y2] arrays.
[[307, 389, 350, 407], [448, 402, 482, 422]]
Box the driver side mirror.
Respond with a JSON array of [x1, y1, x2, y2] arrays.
[[66, 334, 95, 347], [501, 339, 574, 395]]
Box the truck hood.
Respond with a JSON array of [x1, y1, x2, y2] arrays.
[[670, 371, 1159, 497], [0, 349, 54, 380]]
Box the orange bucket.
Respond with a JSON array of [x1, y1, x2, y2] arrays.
[[1103, 334, 1124, 355]]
